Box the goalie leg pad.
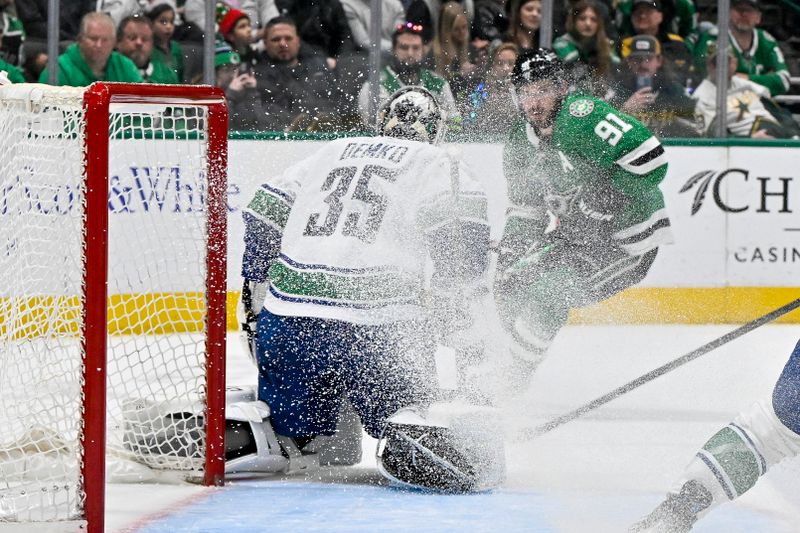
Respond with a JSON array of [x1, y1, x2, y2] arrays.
[[376, 407, 505, 493]]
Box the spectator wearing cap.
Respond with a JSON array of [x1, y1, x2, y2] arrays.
[[219, 7, 259, 65], [611, 34, 697, 137], [552, 0, 619, 89], [39, 12, 142, 86], [693, 42, 800, 138], [470, 0, 508, 74], [472, 0, 509, 48], [215, 41, 270, 131], [1, 0, 24, 66], [116, 14, 178, 84], [340, 0, 405, 53], [692, 0, 790, 97], [183, 1, 277, 40], [146, 3, 184, 82], [618, 0, 695, 90], [358, 21, 459, 128], [251, 16, 336, 131], [615, 0, 697, 40]]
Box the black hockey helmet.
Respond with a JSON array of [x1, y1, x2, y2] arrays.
[[377, 86, 446, 145], [511, 48, 566, 88]]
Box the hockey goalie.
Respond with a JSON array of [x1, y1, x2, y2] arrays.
[[125, 86, 503, 492]]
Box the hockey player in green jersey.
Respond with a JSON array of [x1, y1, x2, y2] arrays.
[[494, 48, 673, 393]]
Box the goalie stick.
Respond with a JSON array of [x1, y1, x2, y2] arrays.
[[519, 296, 800, 440]]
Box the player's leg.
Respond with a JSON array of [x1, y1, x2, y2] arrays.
[[255, 310, 349, 438], [631, 339, 800, 532], [342, 320, 505, 492], [213, 310, 357, 474], [342, 319, 437, 439], [492, 243, 599, 397], [772, 337, 800, 434], [224, 304, 366, 474]]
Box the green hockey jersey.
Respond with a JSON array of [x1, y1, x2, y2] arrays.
[[693, 28, 790, 96], [503, 92, 673, 257]]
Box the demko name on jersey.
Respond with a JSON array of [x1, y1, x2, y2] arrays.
[[338, 141, 411, 164]]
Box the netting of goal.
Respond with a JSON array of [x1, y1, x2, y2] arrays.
[[0, 82, 227, 532]]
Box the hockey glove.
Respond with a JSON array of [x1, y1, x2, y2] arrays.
[[543, 185, 621, 247]]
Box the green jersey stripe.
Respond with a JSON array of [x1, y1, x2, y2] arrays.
[[701, 426, 763, 498], [246, 188, 291, 230], [268, 260, 423, 304]]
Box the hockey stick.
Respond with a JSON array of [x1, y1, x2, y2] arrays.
[[519, 296, 800, 440]]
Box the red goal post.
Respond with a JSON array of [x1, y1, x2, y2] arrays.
[[0, 82, 228, 533]]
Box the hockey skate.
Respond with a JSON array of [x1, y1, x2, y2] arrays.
[[630, 480, 713, 533]]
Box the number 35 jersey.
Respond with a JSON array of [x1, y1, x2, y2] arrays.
[[241, 136, 490, 325]]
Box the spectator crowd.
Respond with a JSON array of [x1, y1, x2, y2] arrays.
[[0, 0, 798, 138]]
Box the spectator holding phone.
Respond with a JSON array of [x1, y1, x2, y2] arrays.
[[611, 34, 697, 137], [215, 40, 270, 131]]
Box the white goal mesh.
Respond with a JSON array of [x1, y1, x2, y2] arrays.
[[0, 83, 227, 527]]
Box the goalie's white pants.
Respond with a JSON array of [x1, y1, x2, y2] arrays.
[[669, 399, 800, 520]]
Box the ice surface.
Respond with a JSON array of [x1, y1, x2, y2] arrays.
[[106, 324, 800, 532]]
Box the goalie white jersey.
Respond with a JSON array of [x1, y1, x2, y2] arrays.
[[241, 136, 490, 325]]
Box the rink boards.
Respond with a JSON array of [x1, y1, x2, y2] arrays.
[[3, 137, 798, 329]]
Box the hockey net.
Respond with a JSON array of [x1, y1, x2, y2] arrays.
[[0, 83, 227, 531]]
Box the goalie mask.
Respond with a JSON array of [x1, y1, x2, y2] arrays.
[[378, 86, 446, 145]]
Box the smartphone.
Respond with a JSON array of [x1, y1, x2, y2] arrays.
[[636, 76, 653, 90]]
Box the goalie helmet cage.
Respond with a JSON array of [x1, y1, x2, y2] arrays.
[[0, 83, 228, 533]]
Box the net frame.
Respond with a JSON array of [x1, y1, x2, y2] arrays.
[[0, 82, 228, 533]]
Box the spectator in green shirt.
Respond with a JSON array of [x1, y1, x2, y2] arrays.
[[39, 12, 143, 86], [1, 0, 25, 65], [116, 14, 178, 84], [146, 3, 184, 83], [0, 23, 24, 83], [692, 0, 790, 96]]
